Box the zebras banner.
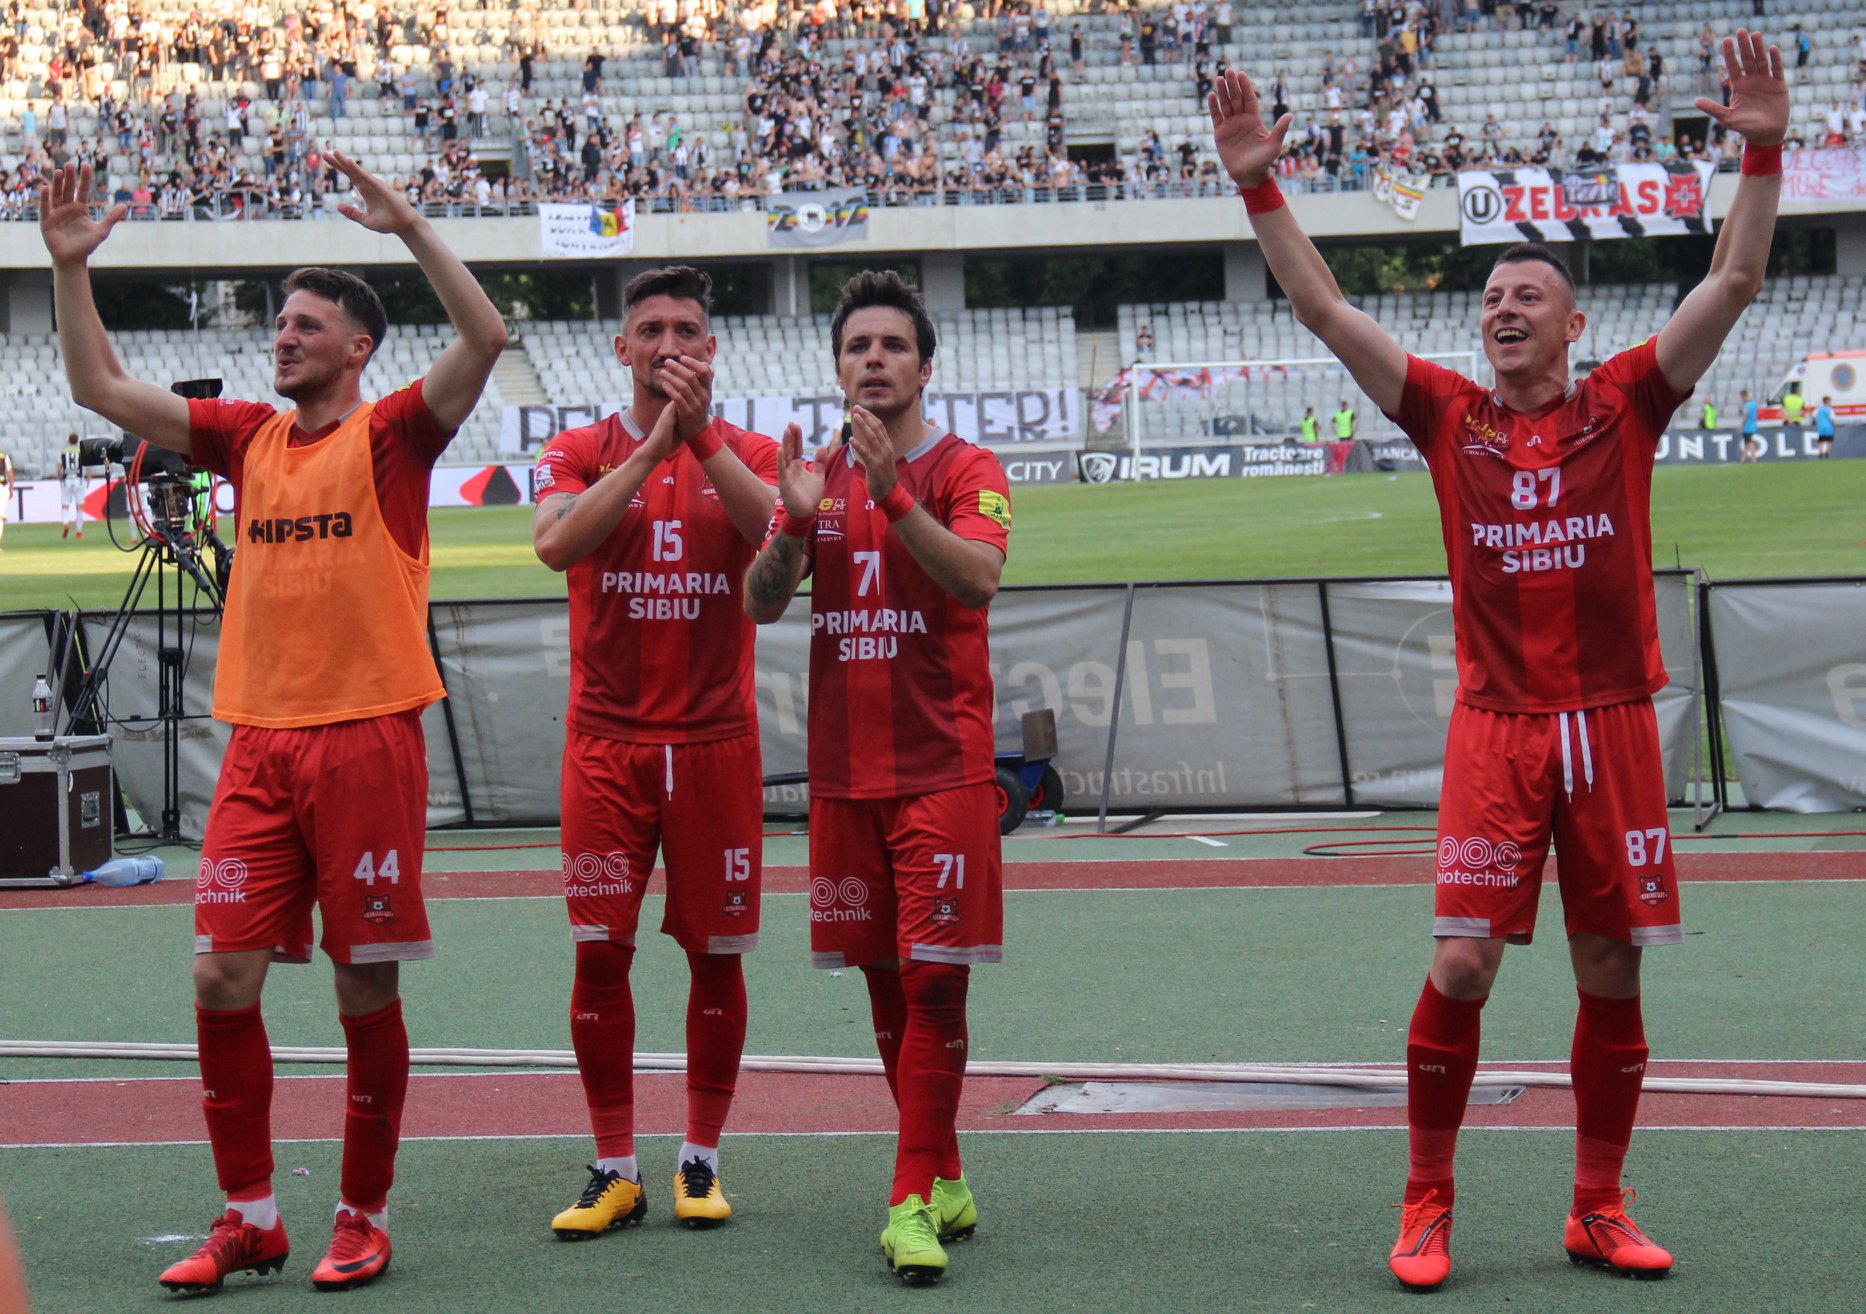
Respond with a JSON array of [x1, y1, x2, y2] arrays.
[[1456, 161, 1715, 246], [766, 187, 870, 248]]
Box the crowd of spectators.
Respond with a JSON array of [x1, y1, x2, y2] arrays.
[[2, 1, 1865, 222], [1236, 4, 1866, 194]]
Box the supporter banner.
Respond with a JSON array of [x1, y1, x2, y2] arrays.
[[538, 200, 635, 258], [1456, 161, 1714, 245], [500, 388, 1076, 454], [1708, 581, 1866, 812], [1654, 425, 1865, 464], [1373, 163, 1429, 221], [766, 187, 870, 248], [1782, 147, 1866, 203], [1090, 363, 1293, 434]]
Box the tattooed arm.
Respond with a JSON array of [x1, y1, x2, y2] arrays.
[[743, 422, 819, 622], [531, 403, 681, 571]]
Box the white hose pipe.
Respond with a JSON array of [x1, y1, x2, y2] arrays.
[[3, 1040, 1864, 1099]]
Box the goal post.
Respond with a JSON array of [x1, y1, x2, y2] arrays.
[[1119, 352, 1481, 464]]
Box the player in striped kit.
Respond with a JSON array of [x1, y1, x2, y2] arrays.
[[531, 266, 781, 1236], [744, 271, 1011, 1284], [1212, 28, 1787, 1291]]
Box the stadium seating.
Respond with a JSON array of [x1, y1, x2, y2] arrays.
[[4, 0, 1859, 212], [1114, 273, 1866, 441], [0, 305, 1077, 473]]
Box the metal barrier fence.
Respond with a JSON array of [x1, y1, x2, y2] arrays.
[[4, 570, 1859, 839]]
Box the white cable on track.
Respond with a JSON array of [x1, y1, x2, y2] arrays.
[[3, 1040, 1864, 1099]]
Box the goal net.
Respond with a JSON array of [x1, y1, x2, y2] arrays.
[[1116, 351, 1481, 461]]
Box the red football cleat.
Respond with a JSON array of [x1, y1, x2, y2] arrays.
[[157, 1209, 289, 1294], [1388, 1190, 1454, 1291], [311, 1210, 392, 1292], [1565, 1189, 1674, 1278]]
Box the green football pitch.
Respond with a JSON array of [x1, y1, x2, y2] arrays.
[[3, 461, 1860, 612]]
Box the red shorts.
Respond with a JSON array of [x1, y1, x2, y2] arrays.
[[559, 729, 763, 954], [807, 782, 1004, 970], [1433, 698, 1682, 947], [196, 711, 432, 965]]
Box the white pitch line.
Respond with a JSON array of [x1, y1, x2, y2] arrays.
[[7, 1124, 1865, 1152]]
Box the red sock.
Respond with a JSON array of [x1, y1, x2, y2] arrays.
[[1404, 977, 1487, 1208], [1570, 989, 1649, 1215], [338, 998, 409, 1215], [197, 1004, 274, 1200], [889, 962, 969, 1206], [570, 940, 637, 1158], [861, 964, 908, 1105], [683, 951, 747, 1148]]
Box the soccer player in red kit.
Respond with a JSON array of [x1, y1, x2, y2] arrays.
[[1213, 30, 1787, 1290], [744, 271, 1011, 1284], [531, 266, 781, 1235], [41, 156, 507, 1294]]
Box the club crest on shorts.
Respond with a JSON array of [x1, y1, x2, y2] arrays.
[[722, 890, 749, 919], [932, 896, 960, 926], [362, 893, 396, 925], [1636, 872, 1670, 907]]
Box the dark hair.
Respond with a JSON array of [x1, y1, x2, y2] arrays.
[[623, 265, 713, 322], [280, 267, 389, 361], [1489, 242, 1576, 296], [830, 270, 936, 366]]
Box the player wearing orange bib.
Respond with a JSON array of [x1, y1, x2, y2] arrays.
[[41, 155, 507, 1296], [531, 267, 781, 1237], [746, 272, 1010, 1285], [1212, 30, 1787, 1291]]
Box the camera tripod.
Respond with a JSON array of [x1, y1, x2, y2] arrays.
[[66, 476, 228, 843]]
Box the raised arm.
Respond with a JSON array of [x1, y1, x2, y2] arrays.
[[1209, 69, 1407, 417], [848, 409, 1002, 611], [531, 403, 680, 571], [40, 163, 192, 452], [743, 423, 818, 623], [1655, 30, 1788, 396], [328, 150, 508, 434]]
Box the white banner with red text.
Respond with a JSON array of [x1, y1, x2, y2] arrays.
[[497, 388, 1078, 454]]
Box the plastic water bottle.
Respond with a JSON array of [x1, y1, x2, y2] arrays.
[[31, 674, 54, 742], [82, 856, 165, 887]]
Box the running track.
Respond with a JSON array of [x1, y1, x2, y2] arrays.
[[5, 852, 1864, 1146]]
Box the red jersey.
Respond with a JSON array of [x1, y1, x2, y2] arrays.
[[536, 413, 779, 743], [1388, 340, 1688, 713], [190, 381, 451, 558], [798, 432, 1012, 799]]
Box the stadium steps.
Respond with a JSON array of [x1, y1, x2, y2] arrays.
[[493, 342, 550, 407], [1077, 329, 1123, 393]]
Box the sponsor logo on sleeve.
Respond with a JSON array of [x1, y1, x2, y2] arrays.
[[977, 489, 1011, 529]]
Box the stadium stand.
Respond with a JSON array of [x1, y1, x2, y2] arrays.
[[1113, 273, 1866, 442], [4, 2, 1865, 472], [0, 304, 1080, 473], [524, 304, 1077, 405], [0, 322, 511, 470], [8, 0, 1860, 221]]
